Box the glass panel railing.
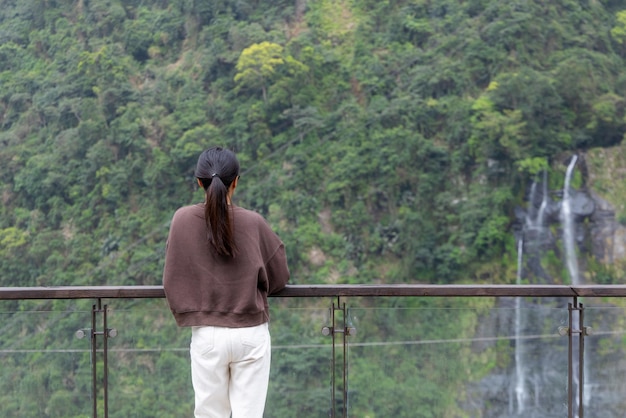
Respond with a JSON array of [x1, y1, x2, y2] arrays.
[[346, 296, 570, 418], [510, 297, 571, 417], [579, 297, 626, 416], [105, 298, 193, 418], [0, 297, 334, 418], [267, 298, 333, 417], [3, 293, 614, 417], [0, 300, 93, 418], [105, 297, 333, 417]]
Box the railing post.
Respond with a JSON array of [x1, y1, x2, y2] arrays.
[[102, 300, 109, 418], [322, 296, 355, 418], [91, 301, 98, 418], [578, 300, 586, 418], [322, 297, 341, 417], [562, 297, 588, 418], [76, 298, 117, 418]]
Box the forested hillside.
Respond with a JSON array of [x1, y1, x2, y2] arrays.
[[3, 0, 626, 416], [2, 0, 626, 286]]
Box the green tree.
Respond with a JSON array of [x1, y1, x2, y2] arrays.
[[234, 41, 285, 102]]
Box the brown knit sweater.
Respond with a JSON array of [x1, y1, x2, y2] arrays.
[[162, 204, 290, 328]]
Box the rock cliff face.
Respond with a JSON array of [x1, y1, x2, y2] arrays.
[[514, 152, 626, 285], [590, 191, 626, 265]]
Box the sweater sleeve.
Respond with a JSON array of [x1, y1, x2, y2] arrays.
[[265, 243, 290, 295]]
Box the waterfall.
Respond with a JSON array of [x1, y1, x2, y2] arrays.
[[502, 156, 593, 417], [525, 173, 548, 231], [514, 238, 527, 414], [559, 154, 592, 417], [561, 155, 579, 285], [536, 170, 548, 228], [526, 182, 538, 228]]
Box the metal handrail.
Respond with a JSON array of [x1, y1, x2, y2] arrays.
[[2, 284, 626, 299]]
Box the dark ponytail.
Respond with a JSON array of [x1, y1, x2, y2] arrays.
[[195, 147, 240, 257]]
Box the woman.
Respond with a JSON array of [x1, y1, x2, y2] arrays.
[[163, 146, 290, 418]]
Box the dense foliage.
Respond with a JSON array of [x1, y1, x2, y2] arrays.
[[2, 0, 626, 416], [1, 0, 624, 288]]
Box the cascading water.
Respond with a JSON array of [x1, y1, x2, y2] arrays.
[[537, 170, 548, 228], [509, 161, 583, 416], [526, 182, 538, 228], [513, 238, 527, 415], [561, 155, 579, 285], [559, 155, 592, 417], [510, 175, 549, 415]]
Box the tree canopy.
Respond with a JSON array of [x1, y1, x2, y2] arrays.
[[2, 0, 626, 415]]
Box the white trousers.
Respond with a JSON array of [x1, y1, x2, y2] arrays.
[[190, 323, 271, 418]]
